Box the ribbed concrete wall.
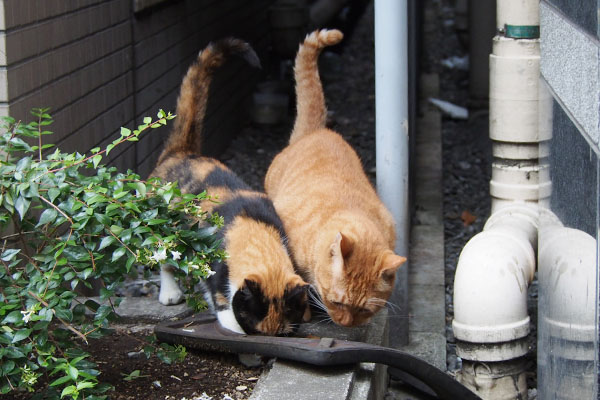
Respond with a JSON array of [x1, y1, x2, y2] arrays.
[[0, 0, 274, 176]]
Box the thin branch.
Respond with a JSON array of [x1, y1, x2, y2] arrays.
[[107, 229, 136, 258], [37, 115, 43, 162], [0, 230, 37, 240], [44, 119, 164, 175], [10, 213, 32, 260], [28, 291, 88, 344], [3, 120, 20, 164], [39, 196, 73, 224], [42, 229, 72, 298], [5, 376, 14, 391]]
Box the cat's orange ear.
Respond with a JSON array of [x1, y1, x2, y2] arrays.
[[330, 232, 353, 258], [339, 232, 353, 258], [380, 253, 407, 282]]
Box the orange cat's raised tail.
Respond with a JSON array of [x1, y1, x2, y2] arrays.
[[289, 29, 343, 145]]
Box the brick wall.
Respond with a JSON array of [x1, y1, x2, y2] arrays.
[[0, 0, 276, 177]]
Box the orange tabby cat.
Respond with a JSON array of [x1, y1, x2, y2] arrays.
[[264, 29, 406, 327]]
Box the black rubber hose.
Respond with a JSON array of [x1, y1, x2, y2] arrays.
[[155, 314, 481, 400]]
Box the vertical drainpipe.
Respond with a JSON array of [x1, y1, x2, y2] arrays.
[[452, 0, 551, 398], [374, 0, 410, 346]]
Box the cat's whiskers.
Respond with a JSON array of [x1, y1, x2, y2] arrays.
[[308, 287, 328, 313], [367, 298, 402, 313], [305, 315, 334, 329]]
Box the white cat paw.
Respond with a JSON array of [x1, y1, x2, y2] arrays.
[[159, 286, 184, 305], [158, 264, 184, 305]]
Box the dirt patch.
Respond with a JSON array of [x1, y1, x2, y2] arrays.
[[14, 326, 264, 400]]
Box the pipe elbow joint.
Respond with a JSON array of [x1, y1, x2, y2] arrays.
[[453, 225, 535, 346]]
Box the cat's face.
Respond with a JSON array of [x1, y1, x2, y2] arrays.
[[232, 279, 310, 335], [315, 232, 406, 327]]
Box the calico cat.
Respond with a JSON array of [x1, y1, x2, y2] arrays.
[[150, 38, 310, 335], [264, 29, 407, 327]]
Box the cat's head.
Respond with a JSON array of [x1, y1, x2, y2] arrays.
[[231, 278, 311, 336], [315, 232, 406, 327]]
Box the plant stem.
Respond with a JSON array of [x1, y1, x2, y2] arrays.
[[28, 291, 89, 344]]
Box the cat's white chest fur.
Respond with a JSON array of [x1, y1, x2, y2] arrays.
[[216, 309, 245, 334]]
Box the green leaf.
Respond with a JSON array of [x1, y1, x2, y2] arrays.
[[94, 305, 112, 321], [113, 190, 129, 200], [120, 127, 131, 137], [109, 225, 123, 235], [147, 219, 168, 225], [67, 364, 79, 380], [76, 381, 95, 390], [84, 300, 100, 312], [111, 247, 126, 262], [105, 143, 115, 156], [14, 195, 30, 220], [126, 255, 136, 272], [3, 346, 25, 358], [2, 310, 23, 324], [98, 236, 116, 251], [48, 187, 61, 202], [1, 249, 20, 262], [55, 308, 73, 322], [86, 194, 106, 205], [92, 154, 102, 168], [61, 385, 77, 398], [11, 328, 31, 343], [37, 208, 58, 227], [135, 182, 146, 197], [1, 360, 15, 375], [50, 375, 72, 387]]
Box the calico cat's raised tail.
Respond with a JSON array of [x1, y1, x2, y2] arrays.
[[157, 39, 260, 164], [150, 39, 310, 336]]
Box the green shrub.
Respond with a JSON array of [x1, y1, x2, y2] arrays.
[[0, 109, 225, 398]]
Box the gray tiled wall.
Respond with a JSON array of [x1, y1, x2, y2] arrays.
[[0, 0, 275, 176]]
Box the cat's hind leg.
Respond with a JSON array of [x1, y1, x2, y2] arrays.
[[158, 264, 184, 305]]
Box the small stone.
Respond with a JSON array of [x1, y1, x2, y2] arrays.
[[246, 376, 259, 382], [236, 385, 248, 391], [238, 353, 262, 368], [152, 380, 161, 388], [127, 350, 144, 359], [458, 161, 471, 170]]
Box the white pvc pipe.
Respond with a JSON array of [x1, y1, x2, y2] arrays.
[[496, 0, 539, 30], [374, 0, 409, 267], [453, 204, 537, 350], [537, 216, 598, 399], [453, 3, 544, 396]]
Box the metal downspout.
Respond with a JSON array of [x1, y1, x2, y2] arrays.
[[374, 0, 410, 346]]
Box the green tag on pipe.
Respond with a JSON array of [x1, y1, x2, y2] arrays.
[[504, 24, 540, 39]]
